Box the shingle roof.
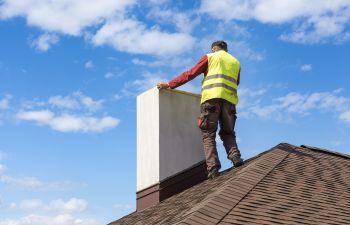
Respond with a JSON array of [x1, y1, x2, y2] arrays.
[[109, 143, 350, 225]]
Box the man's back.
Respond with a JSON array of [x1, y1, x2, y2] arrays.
[[206, 50, 240, 77], [201, 50, 240, 105]]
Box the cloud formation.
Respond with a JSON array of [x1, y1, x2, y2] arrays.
[[84, 60, 94, 69], [0, 174, 82, 191], [18, 198, 87, 213], [0, 94, 11, 110], [147, 7, 200, 33], [31, 33, 59, 52], [0, 0, 196, 55], [16, 92, 119, 133], [0, 151, 82, 191], [121, 72, 167, 97], [300, 64, 313, 72], [17, 110, 119, 133], [238, 88, 350, 123], [1, 198, 98, 225], [48, 92, 104, 112], [92, 18, 195, 56], [340, 111, 350, 124], [200, 0, 350, 44], [0, 0, 135, 35]]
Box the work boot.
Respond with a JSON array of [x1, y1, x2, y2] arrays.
[[231, 154, 244, 168], [207, 167, 219, 179]]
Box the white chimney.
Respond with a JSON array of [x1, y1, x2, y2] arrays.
[[136, 87, 206, 211]]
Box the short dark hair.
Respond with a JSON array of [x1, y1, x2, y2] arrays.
[[211, 40, 228, 51]]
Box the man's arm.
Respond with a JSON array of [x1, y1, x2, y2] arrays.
[[157, 55, 208, 89]]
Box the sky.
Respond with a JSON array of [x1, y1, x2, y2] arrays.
[[1, 0, 350, 224]]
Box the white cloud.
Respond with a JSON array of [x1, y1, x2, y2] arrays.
[[20, 199, 44, 210], [0, 152, 7, 174], [17, 110, 119, 133], [0, 164, 7, 175], [48, 198, 87, 213], [239, 87, 267, 98], [49, 96, 79, 110], [122, 72, 167, 96], [0, 213, 99, 225], [231, 40, 264, 61], [0, 0, 197, 56], [237, 87, 267, 111], [104, 72, 115, 79], [113, 94, 122, 101], [84, 60, 94, 69], [9, 203, 16, 209], [147, 7, 200, 33], [120, 71, 202, 97], [339, 111, 350, 124], [238, 88, 350, 123], [16, 92, 118, 133], [73, 92, 103, 112], [300, 64, 312, 72], [277, 91, 350, 113], [19, 198, 87, 214], [0, 154, 99, 224], [92, 18, 196, 56], [0, 0, 136, 36], [0, 175, 82, 191], [200, 0, 350, 44], [132, 57, 193, 68], [0, 99, 9, 109], [31, 33, 59, 52], [17, 110, 54, 124], [0, 94, 12, 110], [21, 98, 46, 110], [48, 92, 103, 112], [2, 198, 98, 225], [0, 151, 81, 192], [131, 58, 164, 67]]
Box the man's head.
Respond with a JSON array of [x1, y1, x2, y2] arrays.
[[211, 40, 228, 52]]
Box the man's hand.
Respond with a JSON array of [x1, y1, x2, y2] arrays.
[[157, 82, 170, 89]]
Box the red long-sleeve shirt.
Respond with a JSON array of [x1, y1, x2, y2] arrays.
[[168, 55, 240, 89]]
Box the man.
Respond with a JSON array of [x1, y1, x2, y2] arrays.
[[157, 40, 243, 179]]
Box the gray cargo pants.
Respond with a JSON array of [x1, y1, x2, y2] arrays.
[[198, 98, 241, 172]]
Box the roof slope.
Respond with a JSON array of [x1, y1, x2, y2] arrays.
[[110, 143, 350, 225]]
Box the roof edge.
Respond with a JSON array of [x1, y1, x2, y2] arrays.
[[300, 145, 350, 159]]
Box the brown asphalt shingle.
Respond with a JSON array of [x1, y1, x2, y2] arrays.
[[109, 143, 350, 225]]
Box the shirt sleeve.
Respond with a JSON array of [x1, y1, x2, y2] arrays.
[[168, 55, 208, 89]]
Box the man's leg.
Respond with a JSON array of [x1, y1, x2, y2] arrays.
[[218, 100, 243, 167], [199, 99, 221, 174]]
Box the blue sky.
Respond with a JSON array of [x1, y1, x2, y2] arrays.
[[1, 0, 350, 224]]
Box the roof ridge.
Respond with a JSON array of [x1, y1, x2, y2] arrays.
[[300, 145, 350, 159], [176, 143, 295, 225]]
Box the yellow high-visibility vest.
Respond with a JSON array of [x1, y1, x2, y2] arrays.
[[201, 50, 240, 105]]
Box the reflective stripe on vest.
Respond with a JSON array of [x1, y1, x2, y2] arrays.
[[202, 83, 237, 94], [203, 74, 237, 84], [201, 50, 240, 105]]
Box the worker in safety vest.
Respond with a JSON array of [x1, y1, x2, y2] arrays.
[[157, 40, 244, 179]]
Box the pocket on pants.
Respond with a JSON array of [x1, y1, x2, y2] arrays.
[[198, 114, 209, 130], [198, 111, 217, 130], [199, 101, 218, 130]]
